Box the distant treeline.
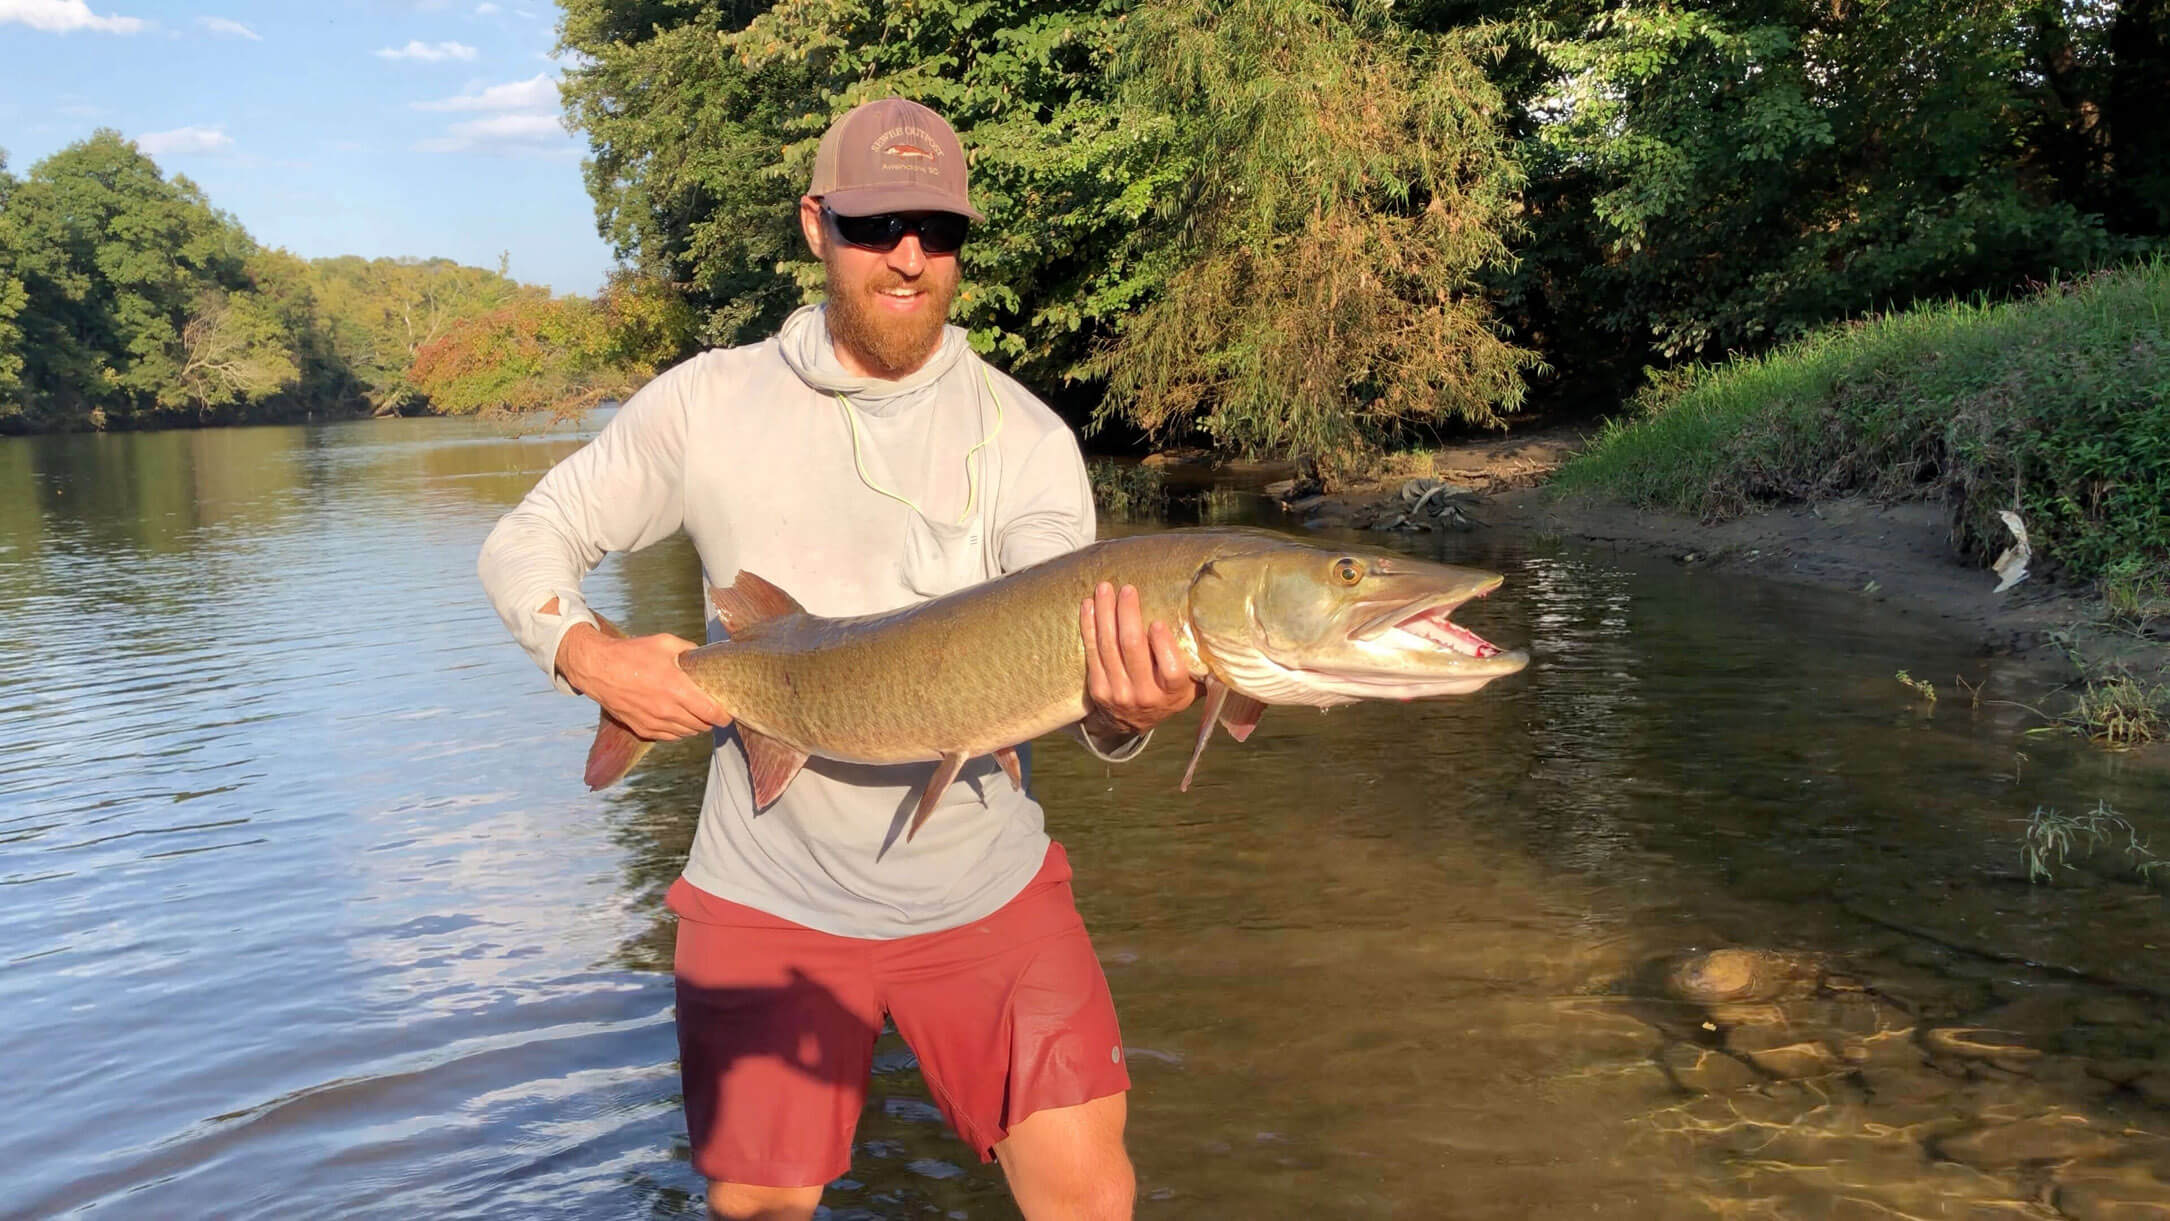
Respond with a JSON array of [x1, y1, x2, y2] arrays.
[[0, 131, 683, 434], [560, 0, 2170, 461]]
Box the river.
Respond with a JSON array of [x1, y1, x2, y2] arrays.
[[3, 415, 2166, 1219]]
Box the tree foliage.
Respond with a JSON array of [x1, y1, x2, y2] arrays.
[[0, 133, 655, 431], [1493, 0, 2163, 368], [1086, 0, 1538, 458]]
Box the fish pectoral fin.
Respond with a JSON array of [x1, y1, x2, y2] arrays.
[[738, 725, 810, 810], [1180, 682, 1232, 792], [995, 746, 1023, 791], [709, 569, 806, 633], [1218, 692, 1267, 742], [906, 751, 970, 842]]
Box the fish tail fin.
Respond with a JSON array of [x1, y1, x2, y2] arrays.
[[585, 710, 652, 790], [579, 611, 651, 790]]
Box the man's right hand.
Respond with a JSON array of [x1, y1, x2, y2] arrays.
[[555, 622, 730, 741]]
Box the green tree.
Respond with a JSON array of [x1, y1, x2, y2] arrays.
[[169, 288, 299, 416], [6, 131, 264, 427], [0, 152, 27, 417], [1086, 0, 1537, 459], [1492, 0, 2147, 365]]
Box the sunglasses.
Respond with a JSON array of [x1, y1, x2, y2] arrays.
[[822, 206, 970, 255]]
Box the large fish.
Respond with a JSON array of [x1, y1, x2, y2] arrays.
[[584, 528, 1528, 837]]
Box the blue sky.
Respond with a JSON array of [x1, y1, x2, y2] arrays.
[[0, 0, 615, 293]]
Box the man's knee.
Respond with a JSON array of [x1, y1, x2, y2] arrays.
[[705, 1181, 824, 1221]]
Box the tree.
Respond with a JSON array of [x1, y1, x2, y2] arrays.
[[1493, 0, 2147, 365], [169, 289, 299, 416], [1086, 0, 1537, 459], [0, 152, 26, 418], [5, 131, 259, 427]]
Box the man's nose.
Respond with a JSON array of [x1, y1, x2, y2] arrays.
[[885, 234, 926, 276]]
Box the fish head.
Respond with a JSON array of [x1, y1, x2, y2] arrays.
[[1187, 541, 1529, 706]]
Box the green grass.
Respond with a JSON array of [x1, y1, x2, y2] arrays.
[[1553, 258, 2170, 581]]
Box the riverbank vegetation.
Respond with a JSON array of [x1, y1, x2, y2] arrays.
[[1553, 260, 2170, 584], [559, 0, 2167, 462], [0, 132, 671, 433]]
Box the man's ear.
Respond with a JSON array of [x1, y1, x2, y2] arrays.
[[798, 196, 827, 259]]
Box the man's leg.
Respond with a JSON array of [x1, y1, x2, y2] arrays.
[[670, 880, 881, 1221], [879, 844, 1135, 1218], [993, 1092, 1134, 1220], [704, 1183, 823, 1221]]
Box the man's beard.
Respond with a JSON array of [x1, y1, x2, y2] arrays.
[[823, 262, 953, 378]]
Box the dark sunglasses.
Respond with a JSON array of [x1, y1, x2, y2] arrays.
[[822, 206, 969, 255]]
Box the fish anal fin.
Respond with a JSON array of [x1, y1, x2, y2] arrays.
[[1180, 682, 1232, 792], [585, 710, 652, 790], [739, 725, 810, 810], [906, 752, 970, 841], [709, 570, 806, 634], [1218, 692, 1267, 742], [995, 746, 1023, 791]]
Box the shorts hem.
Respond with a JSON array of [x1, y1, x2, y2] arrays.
[[690, 1155, 853, 1191]]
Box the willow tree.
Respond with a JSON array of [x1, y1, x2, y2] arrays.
[[1088, 0, 1538, 461]]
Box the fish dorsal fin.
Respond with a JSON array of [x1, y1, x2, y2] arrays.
[[709, 570, 805, 634], [1218, 692, 1267, 742], [738, 725, 810, 810]]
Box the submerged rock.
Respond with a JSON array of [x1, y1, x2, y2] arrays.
[[1663, 948, 1825, 1005]]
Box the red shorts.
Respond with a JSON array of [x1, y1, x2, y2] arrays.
[[667, 842, 1130, 1188]]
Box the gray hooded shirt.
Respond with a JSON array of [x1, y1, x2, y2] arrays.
[[478, 305, 1138, 938]]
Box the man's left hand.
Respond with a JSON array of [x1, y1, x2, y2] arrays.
[[1080, 581, 1198, 737]]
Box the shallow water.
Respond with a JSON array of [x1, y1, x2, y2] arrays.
[[3, 416, 2166, 1219]]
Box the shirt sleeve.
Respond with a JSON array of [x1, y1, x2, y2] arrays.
[[476, 362, 693, 693], [994, 426, 1098, 574], [989, 410, 1151, 763]]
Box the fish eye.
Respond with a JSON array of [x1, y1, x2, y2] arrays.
[[1332, 557, 1363, 585]]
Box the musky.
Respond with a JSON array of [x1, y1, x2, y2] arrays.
[[0, 0, 616, 293]]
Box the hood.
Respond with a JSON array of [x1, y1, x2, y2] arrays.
[[776, 304, 969, 417]]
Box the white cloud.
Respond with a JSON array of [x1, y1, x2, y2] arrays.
[[413, 74, 554, 112], [474, 2, 499, 13], [374, 39, 476, 61], [135, 125, 233, 156], [196, 15, 258, 39], [0, 0, 145, 34], [415, 112, 567, 154]]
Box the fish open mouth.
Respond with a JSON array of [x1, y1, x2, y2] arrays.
[[1389, 604, 1504, 658]]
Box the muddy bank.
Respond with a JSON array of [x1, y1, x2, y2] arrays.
[[1281, 426, 2169, 686]]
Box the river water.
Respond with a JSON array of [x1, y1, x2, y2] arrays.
[[3, 416, 2167, 1219]]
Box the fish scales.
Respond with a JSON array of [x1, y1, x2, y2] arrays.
[[683, 532, 1232, 764]]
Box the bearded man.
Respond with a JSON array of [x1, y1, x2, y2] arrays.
[[478, 97, 1194, 1221]]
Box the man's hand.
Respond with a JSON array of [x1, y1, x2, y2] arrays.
[[555, 622, 730, 741], [1079, 581, 1198, 737]]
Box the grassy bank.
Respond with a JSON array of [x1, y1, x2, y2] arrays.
[[1552, 258, 2170, 585]]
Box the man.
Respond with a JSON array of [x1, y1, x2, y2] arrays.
[[478, 97, 1194, 1221]]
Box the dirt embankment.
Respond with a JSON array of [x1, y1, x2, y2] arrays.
[[1296, 425, 2168, 680]]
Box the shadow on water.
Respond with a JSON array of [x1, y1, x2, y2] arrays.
[[3, 419, 2169, 1218]]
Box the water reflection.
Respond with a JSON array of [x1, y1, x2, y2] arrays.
[[1, 417, 2166, 1219]]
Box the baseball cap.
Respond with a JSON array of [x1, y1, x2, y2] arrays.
[[807, 97, 986, 223]]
